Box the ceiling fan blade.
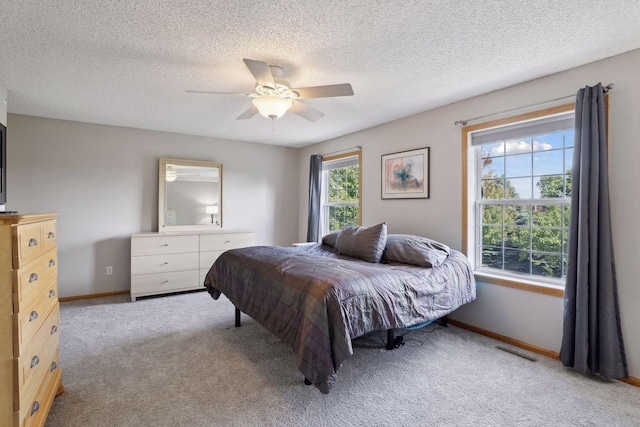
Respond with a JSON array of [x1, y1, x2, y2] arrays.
[[243, 58, 276, 89], [289, 100, 324, 122], [186, 90, 250, 96], [291, 83, 354, 99], [237, 105, 259, 120]]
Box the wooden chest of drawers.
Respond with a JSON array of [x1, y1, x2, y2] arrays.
[[130, 230, 255, 301], [0, 213, 63, 427]]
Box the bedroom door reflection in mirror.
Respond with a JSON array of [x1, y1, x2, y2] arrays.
[[159, 158, 223, 232]]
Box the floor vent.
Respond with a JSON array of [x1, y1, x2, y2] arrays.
[[495, 345, 538, 362]]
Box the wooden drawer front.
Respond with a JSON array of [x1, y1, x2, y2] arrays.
[[199, 250, 224, 270], [200, 233, 255, 252], [14, 250, 58, 314], [18, 349, 61, 427], [131, 269, 200, 295], [14, 295, 57, 358], [41, 221, 57, 253], [131, 235, 198, 257], [15, 308, 60, 411], [14, 223, 43, 269], [131, 253, 199, 275]]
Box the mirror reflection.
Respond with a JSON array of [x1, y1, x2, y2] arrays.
[[159, 158, 223, 231]]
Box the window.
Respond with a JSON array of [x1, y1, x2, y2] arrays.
[[463, 104, 575, 290], [320, 152, 361, 236]]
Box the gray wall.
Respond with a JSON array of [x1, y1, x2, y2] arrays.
[[7, 115, 299, 297], [297, 48, 640, 379]]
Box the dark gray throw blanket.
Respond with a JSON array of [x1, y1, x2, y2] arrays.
[[204, 244, 475, 393]]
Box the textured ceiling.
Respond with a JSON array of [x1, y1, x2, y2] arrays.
[[1, 1, 639, 148]]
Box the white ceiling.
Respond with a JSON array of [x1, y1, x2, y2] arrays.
[[1, 1, 639, 148]]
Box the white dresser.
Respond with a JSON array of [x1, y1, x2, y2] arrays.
[[130, 230, 255, 301]]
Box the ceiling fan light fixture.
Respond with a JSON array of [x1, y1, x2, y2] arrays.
[[252, 95, 293, 119]]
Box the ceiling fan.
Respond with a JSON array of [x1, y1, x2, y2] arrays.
[[187, 58, 354, 122]]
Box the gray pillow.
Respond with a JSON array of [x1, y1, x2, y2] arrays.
[[321, 230, 341, 248], [382, 234, 451, 267], [335, 223, 387, 263]]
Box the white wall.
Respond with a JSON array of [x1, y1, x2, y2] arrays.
[[297, 49, 640, 379], [8, 114, 299, 298]]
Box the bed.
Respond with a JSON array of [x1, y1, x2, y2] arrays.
[[203, 223, 476, 393]]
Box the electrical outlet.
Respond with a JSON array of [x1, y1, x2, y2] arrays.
[[106, 266, 113, 275]]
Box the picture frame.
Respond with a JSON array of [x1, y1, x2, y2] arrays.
[[381, 147, 430, 199]]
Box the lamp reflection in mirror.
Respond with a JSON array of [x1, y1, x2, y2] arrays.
[[206, 205, 219, 225], [252, 95, 293, 119]]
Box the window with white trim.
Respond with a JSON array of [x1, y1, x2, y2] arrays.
[[320, 153, 361, 237], [465, 107, 574, 285]]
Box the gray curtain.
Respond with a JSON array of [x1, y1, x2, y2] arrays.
[[560, 83, 628, 379], [306, 154, 322, 242]]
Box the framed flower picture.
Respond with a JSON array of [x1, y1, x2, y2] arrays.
[[381, 147, 430, 199]]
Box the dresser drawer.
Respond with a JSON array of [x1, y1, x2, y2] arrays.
[[13, 223, 44, 269], [13, 296, 58, 358], [131, 269, 200, 295], [17, 349, 61, 427], [199, 250, 224, 270], [14, 307, 60, 411], [131, 235, 198, 256], [14, 250, 58, 314], [131, 253, 199, 275], [41, 221, 57, 253], [200, 233, 255, 252]]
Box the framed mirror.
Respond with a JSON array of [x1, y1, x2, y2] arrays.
[[158, 158, 223, 232]]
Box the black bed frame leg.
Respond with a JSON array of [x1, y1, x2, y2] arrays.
[[386, 329, 404, 350], [439, 315, 448, 327], [235, 307, 241, 327], [304, 377, 312, 386]]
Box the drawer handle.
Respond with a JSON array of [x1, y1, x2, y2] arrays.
[[49, 259, 56, 267], [29, 273, 39, 282], [49, 289, 56, 298], [161, 280, 169, 284], [29, 311, 38, 322], [31, 401, 40, 416], [224, 240, 231, 243], [163, 243, 169, 246], [163, 262, 169, 265], [51, 325, 58, 334], [29, 238, 39, 247], [48, 231, 55, 239], [31, 355, 40, 368], [51, 361, 58, 372]]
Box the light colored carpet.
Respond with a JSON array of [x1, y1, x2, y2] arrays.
[[46, 291, 640, 427]]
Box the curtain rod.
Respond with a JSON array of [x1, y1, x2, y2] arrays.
[[454, 83, 615, 126], [321, 145, 362, 157]]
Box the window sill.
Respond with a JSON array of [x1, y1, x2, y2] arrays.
[[474, 271, 565, 298]]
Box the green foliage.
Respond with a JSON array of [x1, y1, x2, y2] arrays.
[[327, 166, 360, 232], [480, 156, 571, 279]]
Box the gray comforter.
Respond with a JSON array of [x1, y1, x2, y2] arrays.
[[204, 243, 475, 393]]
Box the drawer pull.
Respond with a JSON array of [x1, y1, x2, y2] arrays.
[[163, 262, 169, 265], [48, 231, 55, 239], [224, 240, 231, 243], [51, 361, 58, 372], [31, 355, 40, 368], [29, 311, 38, 322], [49, 259, 56, 267], [31, 401, 40, 416], [163, 243, 169, 246], [49, 289, 56, 298], [161, 280, 169, 284], [29, 238, 39, 247], [51, 325, 58, 334], [29, 273, 39, 282]]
